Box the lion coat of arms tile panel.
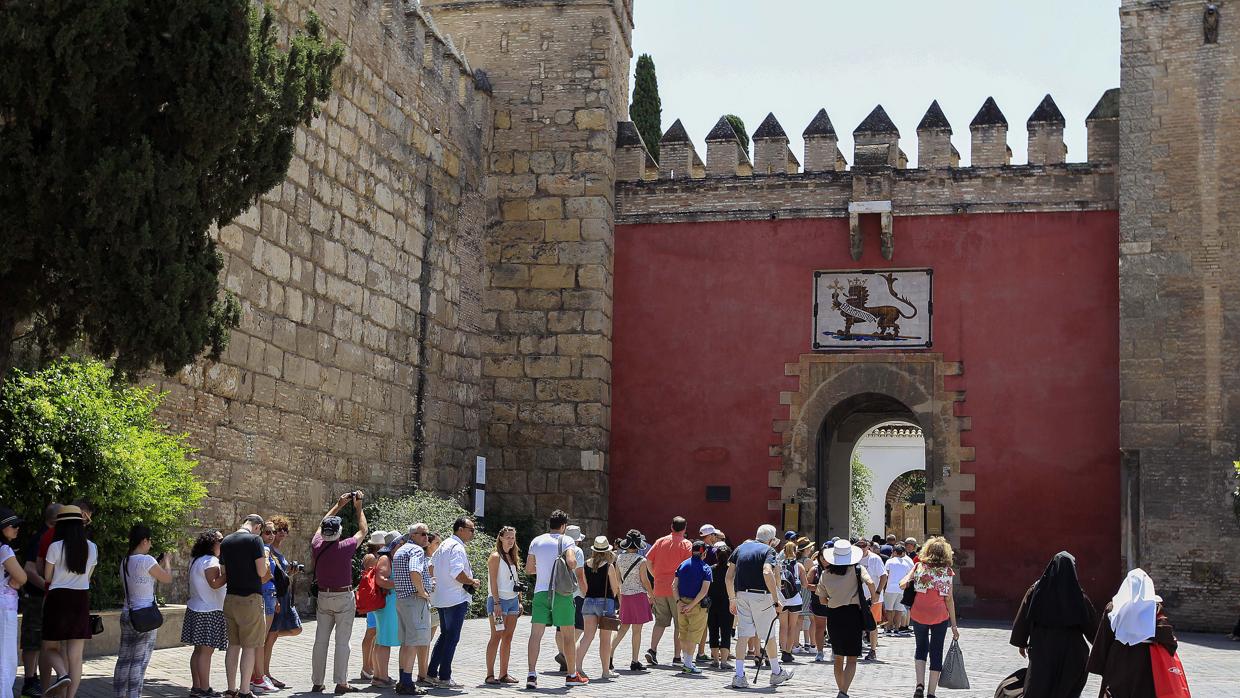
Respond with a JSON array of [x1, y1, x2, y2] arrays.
[[812, 268, 932, 349]]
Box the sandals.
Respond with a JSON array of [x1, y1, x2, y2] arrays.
[[499, 675, 519, 684], [484, 677, 501, 686]]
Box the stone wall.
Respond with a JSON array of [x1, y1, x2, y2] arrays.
[[145, 0, 493, 584], [1119, 0, 1240, 632], [423, 0, 634, 537]]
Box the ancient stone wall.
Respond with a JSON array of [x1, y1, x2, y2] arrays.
[[423, 0, 634, 537], [1119, 0, 1240, 631], [145, 0, 493, 584]]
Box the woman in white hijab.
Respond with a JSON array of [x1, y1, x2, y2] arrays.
[[1086, 569, 1178, 698]]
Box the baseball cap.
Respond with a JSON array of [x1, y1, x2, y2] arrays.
[[784, 530, 797, 541], [565, 525, 585, 542], [699, 524, 718, 537], [320, 516, 343, 541], [880, 545, 894, 556]]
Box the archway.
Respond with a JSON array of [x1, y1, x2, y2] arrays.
[[852, 423, 926, 539], [814, 393, 919, 538]]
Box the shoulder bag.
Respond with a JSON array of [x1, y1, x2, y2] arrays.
[[122, 555, 164, 633], [854, 566, 877, 632], [901, 562, 919, 609], [307, 541, 332, 598]]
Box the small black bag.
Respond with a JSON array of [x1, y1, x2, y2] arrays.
[[855, 568, 877, 632], [90, 614, 104, 636], [901, 562, 920, 609], [123, 556, 164, 633]]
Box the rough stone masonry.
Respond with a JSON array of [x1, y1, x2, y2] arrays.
[[134, 0, 1235, 629]]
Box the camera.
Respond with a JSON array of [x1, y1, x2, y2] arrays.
[[512, 581, 528, 594], [290, 561, 305, 573], [349, 490, 359, 499], [462, 583, 477, 595]]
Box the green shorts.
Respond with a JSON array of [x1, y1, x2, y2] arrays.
[[531, 591, 575, 628]]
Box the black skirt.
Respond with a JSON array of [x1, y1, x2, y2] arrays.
[[43, 588, 92, 640], [825, 604, 863, 657]]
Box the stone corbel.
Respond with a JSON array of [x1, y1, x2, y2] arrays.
[[849, 212, 863, 261], [880, 210, 894, 260]]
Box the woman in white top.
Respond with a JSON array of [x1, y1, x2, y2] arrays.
[[484, 526, 523, 685], [0, 507, 29, 698], [182, 530, 227, 697], [112, 523, 173, 698], [610, 530, 653, 672], [40, 505, 97, 698]]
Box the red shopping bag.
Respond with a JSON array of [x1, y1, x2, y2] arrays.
[[1150, 643, 1191, 698]]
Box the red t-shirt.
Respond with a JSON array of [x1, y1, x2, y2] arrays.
[[37, 528, 54, 560], [645, 532, 691, 597]]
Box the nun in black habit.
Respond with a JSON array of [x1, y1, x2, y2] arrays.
[[1010, 551, 1099, 698]]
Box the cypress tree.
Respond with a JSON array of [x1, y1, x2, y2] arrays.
[[0, 1, 344, 381], [629, 53, 662, 162], [725, 114, 750, 155]]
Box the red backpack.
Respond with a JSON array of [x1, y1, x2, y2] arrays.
[[355, 566, 385, 613]]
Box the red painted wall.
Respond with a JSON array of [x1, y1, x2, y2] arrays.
[[610, 211, 1121, 615]]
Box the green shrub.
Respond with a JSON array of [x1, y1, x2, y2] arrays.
[[364, 491, 503, 617], [0, 358, 207, 607]]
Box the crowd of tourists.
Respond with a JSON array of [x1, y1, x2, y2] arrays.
[[0, 495, 1189, 698]]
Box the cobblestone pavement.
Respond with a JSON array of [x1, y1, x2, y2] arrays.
[[73, 618, 1236, 698]]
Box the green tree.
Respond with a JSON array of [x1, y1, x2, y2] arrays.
[[0, 358, 208, 606], [850, 451, 873, 539], [629, 53, 662, 162], [725, 114, 750, 154], [0, 1, 344, 381]]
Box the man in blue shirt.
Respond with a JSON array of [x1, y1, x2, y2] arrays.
[[672, 540, 712, 674], [725, 524, 794, 689]]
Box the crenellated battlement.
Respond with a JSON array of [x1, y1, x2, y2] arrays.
[[616, 90, 1119, 183], [615, 90, 1119, 230]]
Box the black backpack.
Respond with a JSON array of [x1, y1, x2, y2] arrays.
[[779, 559, 801, 599]]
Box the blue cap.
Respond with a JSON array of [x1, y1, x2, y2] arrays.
[[784, 530, 797, 540], [880, 545, 894, 556]]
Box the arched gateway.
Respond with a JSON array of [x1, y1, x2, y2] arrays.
[[773, 353, 975, 603]]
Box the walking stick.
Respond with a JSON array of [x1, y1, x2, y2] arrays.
[[751, 605, 779, 685]]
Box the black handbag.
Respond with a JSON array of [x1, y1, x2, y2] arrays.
[[122, 556, 163, 633], [901, 562, 920, 609], [90, 614, 104, 636], [855, 568, 877, 632]]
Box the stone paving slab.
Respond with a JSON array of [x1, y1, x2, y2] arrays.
[[72, 617, 1237, 698]]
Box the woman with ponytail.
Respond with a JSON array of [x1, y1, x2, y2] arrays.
[[40, 505, 97, 698], [113, 523, 173, 698]]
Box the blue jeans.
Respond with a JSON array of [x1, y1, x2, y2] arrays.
[[913, 620, 950, 671], [427, 602, 468, 681]]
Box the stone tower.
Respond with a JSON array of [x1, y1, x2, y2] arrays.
[[423, 0, 635, 535], [1119, 0, 1240, 630]]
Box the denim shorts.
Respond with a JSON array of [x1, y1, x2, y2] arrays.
[[581, 597, 616, 617], [486, 596, 520, 616], [262, 587, 277, 616]]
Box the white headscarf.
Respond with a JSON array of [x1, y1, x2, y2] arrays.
[[1108, 568, 1161, 646]]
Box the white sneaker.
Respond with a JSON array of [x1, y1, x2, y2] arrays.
[[730, 674, 750, 689], [769, 668, 793, 687]]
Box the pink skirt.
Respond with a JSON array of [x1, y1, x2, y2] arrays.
[[619, 593, 653, 625]]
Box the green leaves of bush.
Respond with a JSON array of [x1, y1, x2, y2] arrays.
[[365, 491, 500, 617], [0, 359, 206, 606]]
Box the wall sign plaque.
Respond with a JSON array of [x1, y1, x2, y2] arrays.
[[812, 268, 933, 349]]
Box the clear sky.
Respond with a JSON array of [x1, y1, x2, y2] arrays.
[[628, 1, 1121, 167]]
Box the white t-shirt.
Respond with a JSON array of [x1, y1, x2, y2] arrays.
[[528, 532, 573, 593], [884, 556, 915, 594], [0, 545, 18, 611], [121, 554, 158, 609], [860, 553, 887, 601], [46, 540, 98, 590], [188, 555, 226, 612]]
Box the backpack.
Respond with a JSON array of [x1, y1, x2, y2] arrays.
[[550, 537, 578, 596], [355, 565, 385, 613], [779, 558, 800, 599]]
